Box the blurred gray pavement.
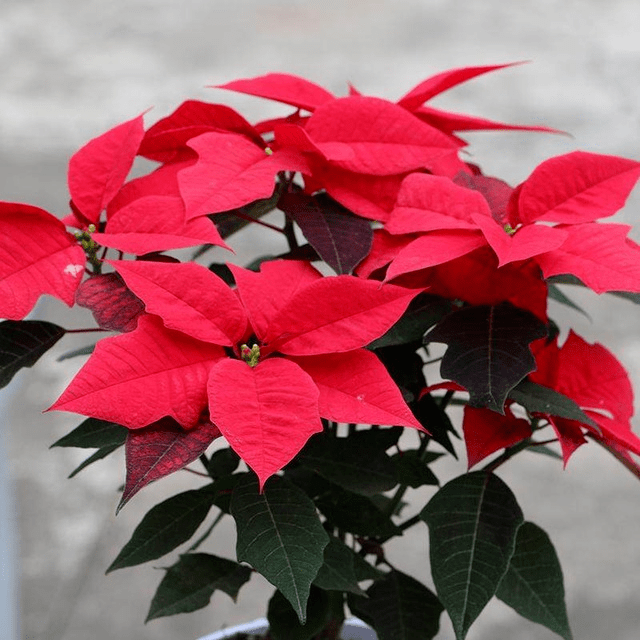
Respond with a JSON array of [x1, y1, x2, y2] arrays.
[[2, 1, 640, 639]]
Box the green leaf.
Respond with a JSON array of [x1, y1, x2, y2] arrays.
[[51, 417, 128, 449], [145, 553, 251, 621], [391, 449, 440, 488], [509, 380, 598, 429], [313, 538, 367, 596], [527, 444, 563, 460], [369, 293, 453, 349], [420, 471, 524, 640], [267, 586, 330, 640], [56, 343, 96, 361], [298, 432, 397, 496], [348, 570, 443, 640], [547, 283, 590, 320], [67, 443, 122, 478], [316, 486, 401, 538], [230, 474, 329, 623], [206, 447, 240, 478], [496, 521, 573, 640], [426, 302, 547, 413], [107, 487, 215, 572], [0, 320, 65, 388], [352, 552, 385, 582], [547, 274, 640, 306]]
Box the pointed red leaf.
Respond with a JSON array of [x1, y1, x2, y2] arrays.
[[398, 62, 524, 111], [355, 229, 407, 278], [0, 203, 85, 319], [107, 158, 194, 216], [109, 260, 247, 345], [412, 104, 561, 136], [386, 173, 491, 234], [139, 100, 263, 162], [75, 273, 145, 332], [180, 132, 310, 218], [119, 417, 221, 509], [229, 261, 322, 340], [463, 405, 532, 469], [68, 114, 146, 223], [472, 213, 568, 266], [208, 357, 322, 489], [214, 73, 335, 112], [535, 223, 640, 293], [263, 277, 422, 356], [385, 231, 486, 281], [291, 350, 423, 430], [50, 315, 224, 428], [517, 151, 640, 225], [96, 195, 228, 254], [547, 416, 587, 465], [453, 170, 514, 225], [304, 96, 458, 176]]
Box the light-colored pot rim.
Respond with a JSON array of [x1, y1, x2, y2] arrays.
[[196, 616, 374, 640]]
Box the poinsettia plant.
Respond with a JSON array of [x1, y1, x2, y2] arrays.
[[2, 62, 640, 640]]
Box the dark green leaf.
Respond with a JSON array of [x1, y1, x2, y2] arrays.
[[107, 487, 215, 572], [268, 587, 330, 640], [209, 472, 248, 514], [352, 553, 385, 582], [279, 192, 373, 275], [51, 418, 128, 449], [298, 432, 397, 496], [348, 570, 443, 640], [416, 393, 459, 458], [207, 262, 235, 285], [374, 343, 427, 403], [547, 274, 640, 305], [391, 450, 440, 488], [56, 343, 96, 361], [0, 320, 65, 388], [146, 553, 251, 621], [230, 474, 329, 623], [206, 447, 240, 478], [313, 538, 367, 595], [67, 443, 122, 478], [369, 294, 453, 349], [547, 283, 590, 320], [426, 302, 547, 413], [420, 472, 524, 640], [316, 486, 400, 538], [509, 379, 598, 429], [496, 522, 573, 640], [527, 444, 563, 460]]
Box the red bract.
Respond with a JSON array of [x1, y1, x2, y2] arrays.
[[0, 203, 85, 319], [68, 114, 146, 224], [52, 259, 424, 488]]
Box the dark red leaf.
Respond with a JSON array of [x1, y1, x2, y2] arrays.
[[75, 273, 145, 332], [119, 417, 221, 510], [279, 192, 373, 274]]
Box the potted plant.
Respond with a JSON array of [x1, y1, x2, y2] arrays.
[[2, 62, 640, 640]]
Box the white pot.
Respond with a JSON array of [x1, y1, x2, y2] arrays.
[[196, 617, 376, 640]]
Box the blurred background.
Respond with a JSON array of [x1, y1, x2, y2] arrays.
[[1, 1, 640, 639]]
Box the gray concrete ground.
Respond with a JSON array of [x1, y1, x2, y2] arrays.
[[2, 1, 640, 638]]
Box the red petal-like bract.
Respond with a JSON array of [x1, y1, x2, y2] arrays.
[[304, 96, 458, 176], [398, 63, 524, 111], [516, 151, 640, 225], [75, 273, 145, 332], [119, 417, 221, 510], [96, 195, 228, 254], [291, 350, 423, 430], [535, 223, 640, 293], [262, 277, 422, 356], [208, 358, 322, 489], [229, 261, 322, 340], [180, 133, 310, 218], [463, 405, 532, 469], [110, 260, 247, 345], [50, 315, 224, 428], [214, 73, 335, 112], [386, 174, 490, 234], [68, 114, 145, 223], [0, 203, 85, 319], [139, 100, 263, 162]]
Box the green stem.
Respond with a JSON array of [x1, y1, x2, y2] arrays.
[[187, 511, 225, 552]]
